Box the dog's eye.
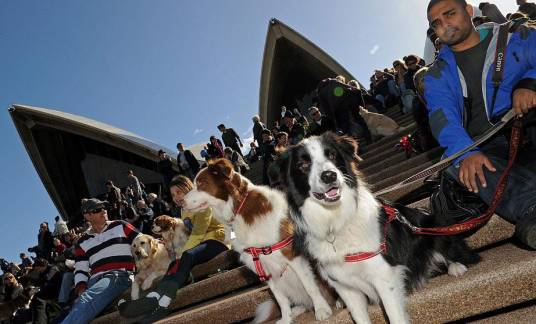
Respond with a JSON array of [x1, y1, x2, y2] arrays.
[[141, 242, 145, 245], [326, 150, 337, 161]]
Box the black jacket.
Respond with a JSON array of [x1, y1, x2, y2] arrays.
[[308, 116, 336, 136], [177, 150, 200, 175]]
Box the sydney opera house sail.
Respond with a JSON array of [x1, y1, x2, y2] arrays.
[[9, 104, 176, 224], [259, 18, 360, 128]]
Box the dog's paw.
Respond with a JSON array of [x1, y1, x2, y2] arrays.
[[448, 262, 468, 277], [141, 280, 153, 290], [314, 305, 332, 321], [275, 318, 291, 324], [335, 298, 345, 309]]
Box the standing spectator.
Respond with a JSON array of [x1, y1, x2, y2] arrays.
[[401, 55, 421, 114], [137, 199, 155, 234], [251, 115, 266, 147], [53, 216, 69, 238], [279, 112, 306, 145], [217, 123, 244, 157], [176, 143, 200, 180], [518, 0, 536, 20], [60, 198, 138, 323], [127, 170, 143, 202], [105, 180, 122, 220], [307, 106, 336, 136], [223, 147, 249, 174], [157, 150, 175, 194], [260, 129, 277, 185], [207, 136, 225, 159], [37, 222, 54, 261], [146, 193, 170, 217]]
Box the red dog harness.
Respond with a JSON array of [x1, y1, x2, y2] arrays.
[[344, 205, 397, 263], [243, 236, 294, 281]]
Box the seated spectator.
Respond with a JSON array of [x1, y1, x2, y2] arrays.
[[245, 142, 262, 163], [199, 145, 211, 162], [146, 193, 170, 217], [137, 199, 155, 234], [23, 258, 62, 324], [292, 108, 309, 129], [207, 135, 225, 159], [119, 176, 229, 321], [124, 204, 142, 230], [53, 238, 67, 255], [401, 55, 421, 114], [60, 198, 138, 323], [2, 272, 31, 318], [307, 106, 336, 136], [53, 216, 69, 238], [271, 120, 281, 135], [517, 0, 536, 20], [274, 131, 290, 153], [19, 253, 33, 270], [224, 147, 249, 174], [279, 112, 306, 145], [261, 129, 277, 185]]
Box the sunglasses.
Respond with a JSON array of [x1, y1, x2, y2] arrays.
[[88, 207, 104, 214], [406, 61, 417, 65]]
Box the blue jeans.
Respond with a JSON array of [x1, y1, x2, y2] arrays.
[[61, 270, 132, 324], [446, 134, 536, 225], [58, 272, 74, 304]]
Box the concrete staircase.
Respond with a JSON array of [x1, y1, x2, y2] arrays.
[[92, 106, 536, 323]]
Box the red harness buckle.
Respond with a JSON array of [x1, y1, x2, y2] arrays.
[[244, 236, 294, 282]]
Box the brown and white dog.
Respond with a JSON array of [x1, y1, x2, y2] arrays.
[[151, 215, 190, 258], [182, 158, 335, 324], [130, 234, 172, 300]]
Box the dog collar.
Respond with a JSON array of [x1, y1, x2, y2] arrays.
[[344, 205, 397, 263], [233, 190, 250, 216], [243, 236, 294, 281]]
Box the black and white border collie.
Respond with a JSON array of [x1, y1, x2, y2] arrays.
[[271, 132, 480, 323]]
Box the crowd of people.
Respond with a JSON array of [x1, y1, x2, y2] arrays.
[[1, 1, 536, 323]]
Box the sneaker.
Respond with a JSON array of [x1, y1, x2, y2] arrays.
[[137, 306, 171, 324], [118, 295, 160, 318]]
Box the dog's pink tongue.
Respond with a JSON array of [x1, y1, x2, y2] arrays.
[[326, 188, 339, 198]]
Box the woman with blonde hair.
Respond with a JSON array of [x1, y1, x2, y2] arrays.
[[119, 175, 228, 321]]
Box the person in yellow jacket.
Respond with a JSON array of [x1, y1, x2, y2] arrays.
[[119, 175, 229, 321]]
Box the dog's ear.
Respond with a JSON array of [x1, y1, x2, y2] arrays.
[[335, 135, 362, 163], [150, 237, 158, 255], [208, 158, 233, 180], [268, 150, 290, 190]]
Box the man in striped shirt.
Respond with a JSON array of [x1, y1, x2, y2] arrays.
[[61, 198, 139, 324]]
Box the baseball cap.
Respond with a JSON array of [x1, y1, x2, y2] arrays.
[[81, 198, 107, 214]]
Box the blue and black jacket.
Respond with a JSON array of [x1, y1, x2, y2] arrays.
[[423, 21, 536, 166]]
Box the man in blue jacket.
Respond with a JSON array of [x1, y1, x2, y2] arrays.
[[425, 0, 536, 248]]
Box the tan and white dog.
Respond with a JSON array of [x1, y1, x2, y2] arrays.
[[130, 234, 172, 300], [151, 215, 191, 258], [359, 106, 400, 137], [182, 158, 335, 324]]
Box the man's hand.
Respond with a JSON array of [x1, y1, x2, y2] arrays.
[[513, 88, 536, 116], [75, 282, 87, 297], [459, 152, 496, 193]]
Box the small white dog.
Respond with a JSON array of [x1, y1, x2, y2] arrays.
[[130, 234, 172, 300], [359, 106, 400, 136]]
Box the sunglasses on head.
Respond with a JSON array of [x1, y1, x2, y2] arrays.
[[88, 207, 104, 214]]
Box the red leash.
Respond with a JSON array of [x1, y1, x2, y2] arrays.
[[244, 236, 294, 281]]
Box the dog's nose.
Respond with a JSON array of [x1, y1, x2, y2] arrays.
[[320, 171, 337, 184]]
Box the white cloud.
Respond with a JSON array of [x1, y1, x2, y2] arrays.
[[370, 44, 380, 55], [193, 128, 204, 135]]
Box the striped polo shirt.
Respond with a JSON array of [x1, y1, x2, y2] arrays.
[[74, 220, 138, 286]]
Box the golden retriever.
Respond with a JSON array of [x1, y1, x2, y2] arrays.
[[130, 234, 172, 300]]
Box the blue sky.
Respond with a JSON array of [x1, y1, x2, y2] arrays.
[[0, 1, 518, 265]]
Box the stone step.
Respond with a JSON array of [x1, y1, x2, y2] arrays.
[[371, 159, 439, 192], [468, 302, 536, 323], [157, 286, 270, 324], [288, 243, 536, 324], [363, 147, 443, 181], [151, 219, 518, 324], [361, 123, 416, 158], [93, 265, 260, 324]]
